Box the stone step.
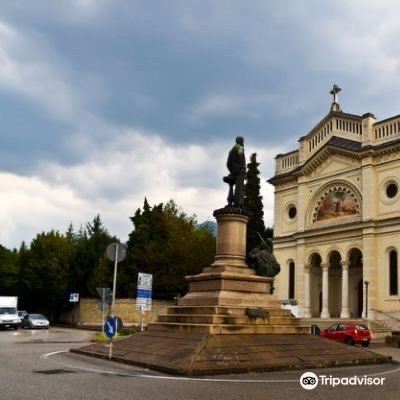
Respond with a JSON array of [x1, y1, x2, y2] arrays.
[[148, 322, 310, 335], [158, 314, 296, 325], [166, 306, 293, 318]]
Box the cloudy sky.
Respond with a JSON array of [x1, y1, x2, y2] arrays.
[[1, 0, 400, 249]]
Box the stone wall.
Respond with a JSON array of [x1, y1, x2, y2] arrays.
[[60, 298, 173, 328]]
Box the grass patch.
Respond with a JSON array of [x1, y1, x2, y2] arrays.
[[92, 327, 139, 342]]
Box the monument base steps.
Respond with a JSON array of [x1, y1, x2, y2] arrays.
[[72, 331, 391, 376]]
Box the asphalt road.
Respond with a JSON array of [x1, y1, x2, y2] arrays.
[[1, 327, 400, 400]]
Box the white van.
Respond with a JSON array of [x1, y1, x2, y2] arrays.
[[0, 296, 20, 330]]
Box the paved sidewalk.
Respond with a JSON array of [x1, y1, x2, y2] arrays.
[[369, 341, 400, 362]]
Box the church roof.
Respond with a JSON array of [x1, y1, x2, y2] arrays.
[[268, 135, 400, 184], [325, 136, 362, 152]]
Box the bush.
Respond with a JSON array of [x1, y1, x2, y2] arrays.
[[119, 327, 138, 336]]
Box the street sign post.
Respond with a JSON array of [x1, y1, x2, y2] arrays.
[[104, 316, 117, 339], [105, 243, 127, 318], [68, 293, 79, 325], [105, 243, 126, 360], [106, 243, 127, 263], [136, 272, 153, 331], [104, 316, 117, 360], [96, 287, 112, 332]]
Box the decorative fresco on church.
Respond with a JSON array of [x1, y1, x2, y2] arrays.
[[317, 191, 357, 221]]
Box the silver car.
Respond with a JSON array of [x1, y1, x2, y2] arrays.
[[21, 313, 50, 329]]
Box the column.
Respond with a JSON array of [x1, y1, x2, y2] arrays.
[[362, 230, 376, 320], [340, 261, 350, 318], [320, 262, 330, 318], [303, 264, 311, 318]]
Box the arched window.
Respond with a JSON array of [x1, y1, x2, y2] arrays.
[[389, 250, 398, 296], [288, 262, 295, 299]]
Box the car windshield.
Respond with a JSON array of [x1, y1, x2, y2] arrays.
[[355, 324, 369, 330], [327, 324, 337, 331], [30, 314, 46, 320], [0, 307, 17, 315]]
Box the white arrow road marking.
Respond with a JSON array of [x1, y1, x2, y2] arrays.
[[106, 321, 114, 335]]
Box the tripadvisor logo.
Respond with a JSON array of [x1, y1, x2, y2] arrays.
[[299, 371, 386, 390], [300, 372, 318, 390]]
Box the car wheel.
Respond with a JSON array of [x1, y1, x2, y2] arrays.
[[361, 342, 370, 347], [345, 336, 355, 346]]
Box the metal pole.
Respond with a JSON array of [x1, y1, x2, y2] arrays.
[[109, 340, 113, 360], [365, 281, 369, 319], [102, 288, 105, 333], [109, 244, 119, 360], [111, 244, 119, 317], [140, 307, 144, 332]]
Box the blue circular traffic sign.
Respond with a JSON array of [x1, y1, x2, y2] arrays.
[[104, 317, 117, 339]]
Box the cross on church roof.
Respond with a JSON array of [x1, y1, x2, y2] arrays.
[[330, 84, 342, 112]]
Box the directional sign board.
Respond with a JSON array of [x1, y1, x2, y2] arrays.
[[104, 317, 117, 339], [69, 293, 79, 302], [136, 273, 153, 311], [106, 243, 127, 263], [96, 287, 112, 305]]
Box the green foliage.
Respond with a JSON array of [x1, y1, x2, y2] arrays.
[[1, 201, 216, 318], [244, 153, 268, 253], [20, 231, 72, 312], [0, 245, 19, 294], [119, 326, 138, 335], [122, 199, 215, 298], [68, 215, 117, 297]]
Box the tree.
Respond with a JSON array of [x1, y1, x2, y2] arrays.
[[122, 199, 215, 298], [17, 242, 30, 309], [244, 153, 268, 253], [0, 244, 19, 295], [69, 215, 117, 297], [22, 231, 72, 317]]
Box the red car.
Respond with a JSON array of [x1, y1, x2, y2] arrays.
[[320, 322, 371, 347]]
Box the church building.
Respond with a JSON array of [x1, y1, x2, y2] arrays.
[[268, 86, 400, 321]]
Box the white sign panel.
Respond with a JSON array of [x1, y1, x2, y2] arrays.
[[69, 293, 79, 302], [137, 273, 153, 290]]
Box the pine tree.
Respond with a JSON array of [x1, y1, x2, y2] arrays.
[[244, 153, 267, 253]]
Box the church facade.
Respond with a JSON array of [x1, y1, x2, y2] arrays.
[[268, 87, 400, 321]]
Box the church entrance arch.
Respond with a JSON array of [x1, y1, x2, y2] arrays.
[[309, 253, 322, 317]]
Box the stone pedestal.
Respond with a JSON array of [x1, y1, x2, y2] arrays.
[[150, 207, 307, 334], [178, 208, 277, 308]]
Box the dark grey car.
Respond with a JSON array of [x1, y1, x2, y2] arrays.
[[21, 314, 50, 329]]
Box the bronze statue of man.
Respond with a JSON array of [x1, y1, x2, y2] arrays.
[[224, 136, 246, 207]]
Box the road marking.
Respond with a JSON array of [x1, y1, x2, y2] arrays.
[[41, 351, 400, 383], [40, 351, 68, 359]]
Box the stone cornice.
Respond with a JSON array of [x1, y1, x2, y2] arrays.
[[273, 216, 400, 244]]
